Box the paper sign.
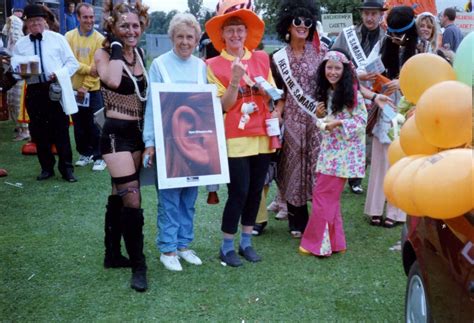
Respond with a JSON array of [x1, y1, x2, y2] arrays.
[[74, 91, 90, 107]]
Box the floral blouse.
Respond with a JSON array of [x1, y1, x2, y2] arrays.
[[316, 92, 367, 178]]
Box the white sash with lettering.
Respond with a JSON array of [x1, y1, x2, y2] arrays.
[[273, 47, 319, 122], [343, 25, 380, 68]]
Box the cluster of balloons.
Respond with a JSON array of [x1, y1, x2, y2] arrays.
[[384, 33, 473, 220]]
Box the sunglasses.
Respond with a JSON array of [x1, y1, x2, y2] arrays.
[[292, 17, 313, 28]]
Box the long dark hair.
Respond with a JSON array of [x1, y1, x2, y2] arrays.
[[381, 6, 418, 79], [314, 49, 356, 114]]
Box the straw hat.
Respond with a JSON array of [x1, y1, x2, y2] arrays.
[[205, 0, 264, 52]]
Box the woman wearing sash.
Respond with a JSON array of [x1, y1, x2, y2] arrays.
[[94, 1, 149, 292], [364, 6, 420, 228], [273, 0, 327, 238], [142, 13, 206, 272], [206, 2, 276, 267]]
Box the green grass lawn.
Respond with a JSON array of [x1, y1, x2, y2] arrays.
[[0, 120, 406, 322]]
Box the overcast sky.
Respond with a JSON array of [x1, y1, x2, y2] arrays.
[[142, 0, 217, 14], [142, 0, 469, 14]]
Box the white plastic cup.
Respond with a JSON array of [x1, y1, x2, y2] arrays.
[[265, 118, 280, 136]]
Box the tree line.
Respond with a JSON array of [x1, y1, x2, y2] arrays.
[[146, 0, 363, 35]]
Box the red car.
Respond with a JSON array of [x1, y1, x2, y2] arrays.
[[402, 211, 474, 322]]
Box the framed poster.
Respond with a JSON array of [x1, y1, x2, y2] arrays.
[[151, 83, 229, 189]]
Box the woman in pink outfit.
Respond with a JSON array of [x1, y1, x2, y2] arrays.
[[299, 50, 367, 257]]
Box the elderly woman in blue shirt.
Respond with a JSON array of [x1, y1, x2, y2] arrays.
[[142, 13, 207, 272]]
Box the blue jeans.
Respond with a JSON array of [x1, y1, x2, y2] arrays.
[[156, 186, 198, 253]]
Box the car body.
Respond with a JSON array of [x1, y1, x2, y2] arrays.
[[402, 211, 474, 322]]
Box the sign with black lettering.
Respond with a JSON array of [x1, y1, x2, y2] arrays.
[[322, 13, 353, 34]]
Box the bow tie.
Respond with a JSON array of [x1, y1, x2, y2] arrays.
[[29, 33, 43, 42]]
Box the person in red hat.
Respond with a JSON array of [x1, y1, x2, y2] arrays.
[[206, 1, 277, 267]]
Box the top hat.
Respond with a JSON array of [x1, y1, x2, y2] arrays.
[[23, 4, 47, 20], [359, 1, 388, 11]]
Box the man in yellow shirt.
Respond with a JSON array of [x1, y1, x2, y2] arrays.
[[65, 3, 106, 171]]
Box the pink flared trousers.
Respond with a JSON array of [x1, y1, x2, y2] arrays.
[[300, 173, 347, 256]]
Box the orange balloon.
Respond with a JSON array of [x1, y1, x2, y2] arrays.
[[399, 116, 439, 155], [472, 159, 474, 210], [399, 53, 456, 104], [387, 138, 407, 166], [391, 156, 428, 216], [413, 149, 473, 219], [383, 155, 425, 206], [416, 81, 472, 148]]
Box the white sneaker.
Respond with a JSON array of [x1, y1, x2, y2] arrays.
[[75, 155, 93, 167], [266, 201, 280, 212], [177, 249, 202, 265], [275, 210, 288, 220], [160, 254, 183, 271], [92, 159, 107, 171]]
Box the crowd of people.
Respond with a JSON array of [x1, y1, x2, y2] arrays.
[[0, 0, 466, 292]]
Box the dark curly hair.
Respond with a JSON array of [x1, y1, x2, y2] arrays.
[[275, 0, 319, 43], [314, 49, 357, 114], [381, 6, 418, 79]]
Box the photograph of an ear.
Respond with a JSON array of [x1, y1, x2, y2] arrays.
[[160, 92, 221, 178]]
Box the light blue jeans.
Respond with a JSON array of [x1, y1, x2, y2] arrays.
[[156, 186, 198, 253]]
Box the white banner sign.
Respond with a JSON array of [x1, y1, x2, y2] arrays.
[[322, 13, 353, 34], [454, 13, 474, 35]]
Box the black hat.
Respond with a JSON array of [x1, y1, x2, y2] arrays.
[[23, 4, 47, 20], [359, 1, 388, 11]]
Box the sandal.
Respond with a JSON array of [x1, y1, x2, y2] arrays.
[[251, 222, 267, 236], [383, 218, 399, 228], [369, 216, 382, 226]]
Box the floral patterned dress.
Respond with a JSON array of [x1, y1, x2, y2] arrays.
[[276, 44, 326, 207], [316, 92, 367, 178]]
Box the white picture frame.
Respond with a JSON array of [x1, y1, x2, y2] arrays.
[[151, 83, 229, 189]]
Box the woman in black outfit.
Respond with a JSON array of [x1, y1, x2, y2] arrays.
[[94, 0, 149, 292]]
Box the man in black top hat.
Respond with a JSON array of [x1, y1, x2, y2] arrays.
[[13, 4, 79, 182], [331, 0, 387, 195]]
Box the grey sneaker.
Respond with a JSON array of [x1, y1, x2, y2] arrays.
[[92, 159, 107, 171]]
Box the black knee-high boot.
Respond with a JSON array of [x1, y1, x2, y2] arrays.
[[121, 207, 147, 292], [104, 195, 131, 268]]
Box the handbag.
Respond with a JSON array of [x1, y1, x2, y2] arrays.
[[366, 102, 380, 135], [49, 82, 62, 101]]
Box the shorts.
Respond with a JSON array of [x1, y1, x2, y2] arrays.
[[100, 117, 144, 155]]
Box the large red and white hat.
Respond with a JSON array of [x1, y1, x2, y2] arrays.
[[205, 0, 264, 52], [216, 0, 254, 15]]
